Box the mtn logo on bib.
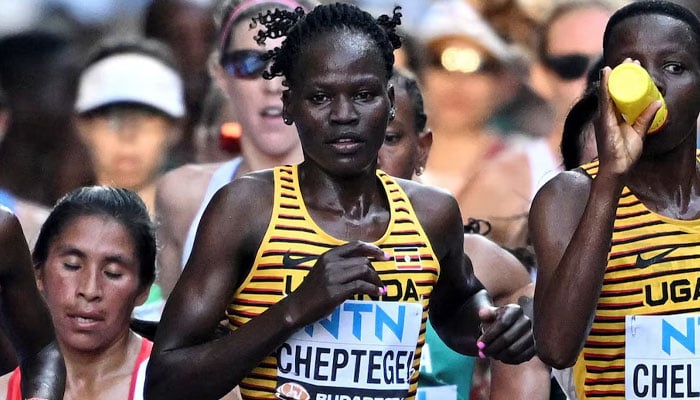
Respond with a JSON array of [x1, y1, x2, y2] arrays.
[[275, 381, 310, 400], [392, 247, 422, 270]]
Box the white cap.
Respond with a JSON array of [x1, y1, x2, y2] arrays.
[[75, 52, 185, 118], [417, 0, 515, 65]]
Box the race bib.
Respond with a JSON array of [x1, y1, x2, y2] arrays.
[[625, 314, 700, 399], [416, 386, 457, 400], [276, 300, 422, 400]]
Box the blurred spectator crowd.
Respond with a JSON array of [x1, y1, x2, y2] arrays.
[[0, 0, 687, 399], [0, 0, 630, 208]]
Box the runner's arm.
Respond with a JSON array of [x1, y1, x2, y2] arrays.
[[407, 185, 533, 364], [463, 235, 547, 398], [532, 65, 664, 368], [154, 168, 205, 300], [463, 234, 531, 305], [529, 171, 621, 368], [146, 175, 388, 400], [0, 209, 65, 400], [146, 177, 301, 400], [489, 284, 550, 400]]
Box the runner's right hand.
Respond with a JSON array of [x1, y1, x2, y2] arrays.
[[595, 60, 662, 177], [284, 241, 389, 328]]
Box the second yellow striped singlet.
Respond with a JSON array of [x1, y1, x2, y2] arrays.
[[573, 160, 700, 399]]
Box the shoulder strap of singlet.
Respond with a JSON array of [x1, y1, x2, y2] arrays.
[[128, 337, 153, 400], [375, 169, 440, 259], [6, 338, 153, 400], [5, 368, 20, 400], [577, 158, 600, 179], [579, 150, 700, 179], [526, 138, 562, 196], [181, 157, 242, 268], [0, 189, 16, 213]]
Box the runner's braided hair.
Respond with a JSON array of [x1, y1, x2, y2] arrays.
[[252, 2, 402, 85], [215, 0, 318, 56], [463, 218, 492, 236], [391, 67, 427, 132]]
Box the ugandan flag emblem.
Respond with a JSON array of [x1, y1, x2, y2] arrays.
[[392, 247, 422, 270]]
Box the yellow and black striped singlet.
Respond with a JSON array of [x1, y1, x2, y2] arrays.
[[227, 165, 440, 400], [573, 160, 700, 399]]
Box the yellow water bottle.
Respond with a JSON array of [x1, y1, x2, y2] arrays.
[[607, 63, 668, 134]]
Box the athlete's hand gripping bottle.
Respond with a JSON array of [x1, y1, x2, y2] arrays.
[[607, 63, 668, 134]]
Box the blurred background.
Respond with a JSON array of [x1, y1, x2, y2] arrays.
[[0, 0, 659, 398], [0, 0, 629, 49], [0, 0, 631, 207]]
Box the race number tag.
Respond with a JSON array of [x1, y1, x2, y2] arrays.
[[416, 386, 457, 400], [276, 300, 422, 400], [625, 314, 700, 399]]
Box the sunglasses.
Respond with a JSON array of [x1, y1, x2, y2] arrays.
[[220, 49, 269, 79], [543, 53, 600, 80]]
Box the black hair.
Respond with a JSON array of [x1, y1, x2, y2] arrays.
[[0, 29, 77, 95], [390, 67, 427, 132], [603, 0, 700, 62], [464, 218, 492, 236], [560, 55, 604, 170], [215, 0, 318, 55], [0, 29, 90, 207], [144, 0, 213, 37], [669, 0, 700, 17], [81, 36, 179, 75], [33, 186, 156, 289], [537, 1, 612, 60], [561, 88, 598, 170], [395, 29, 425, 74], [252, 3, 402, 85]]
